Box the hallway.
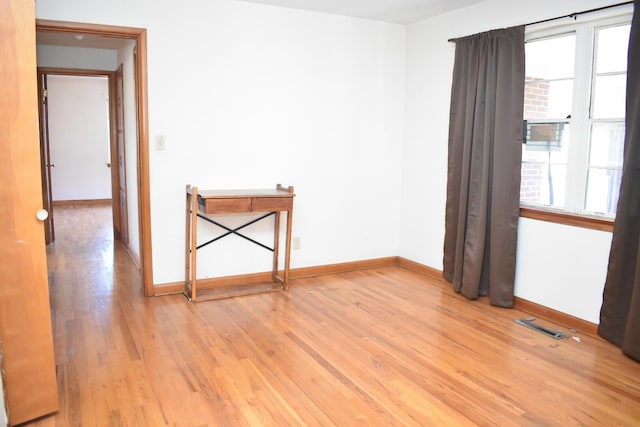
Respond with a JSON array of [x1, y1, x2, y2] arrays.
[[47, 204, 124, 301]]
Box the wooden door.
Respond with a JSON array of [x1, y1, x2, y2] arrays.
[[37, 71, 55, 244], [115, 64, 129, 244], [0, 0, 59, 424]]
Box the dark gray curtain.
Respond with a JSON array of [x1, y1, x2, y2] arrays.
[[443, 26, 525, 308], [599, 0, 640, 362]]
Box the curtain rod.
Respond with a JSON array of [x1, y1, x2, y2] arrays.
[[448, 1, 634, 42], [527, 1, 633, 27]]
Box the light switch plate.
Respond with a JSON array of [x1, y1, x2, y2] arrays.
[[156, 135, 166, 151]]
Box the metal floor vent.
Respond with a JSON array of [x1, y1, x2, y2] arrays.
[[515, 317, 569, 340]]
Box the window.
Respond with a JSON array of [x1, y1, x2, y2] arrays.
[[520, 16, 631, 220]]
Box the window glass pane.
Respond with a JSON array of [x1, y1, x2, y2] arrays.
[[546, 80, 573, 119], [589, 123, 625, 168], [596, 24, 631, 73], [523, 123, 570, 164], [592, 74, 626, 119], [524, 80, 573, 120], [526, 34, 576, 80], [521, 163, 567, 208], [585, 168, 621, 215], [521, 124, 569, 208]]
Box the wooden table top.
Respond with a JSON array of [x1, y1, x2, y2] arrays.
[[195, 188, 295, 199]]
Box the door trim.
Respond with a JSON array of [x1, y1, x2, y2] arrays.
[[115, 64, 129, 245], [37, 71, 55, 243], [36, 19, 154, 296]]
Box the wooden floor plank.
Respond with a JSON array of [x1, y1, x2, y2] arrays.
[[23, 204, 640, 426]]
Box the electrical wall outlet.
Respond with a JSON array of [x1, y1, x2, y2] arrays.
[[293, 236, 301, 250]]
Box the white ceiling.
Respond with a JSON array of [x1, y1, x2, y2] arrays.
[[36, 0, 487, 49], [237, 0, 488, 24], [36, 32, 131, 49]]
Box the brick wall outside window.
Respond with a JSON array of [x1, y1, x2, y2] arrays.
[[521, 79, 549, 204]]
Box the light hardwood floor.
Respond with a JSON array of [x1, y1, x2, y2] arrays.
[[26, 205, 640, 426]]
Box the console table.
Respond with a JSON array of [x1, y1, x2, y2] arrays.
[[185, 184, 295, 301]]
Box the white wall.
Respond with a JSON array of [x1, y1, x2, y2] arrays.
[[35, 0, 619, 324], [35, 0, 406, 283], [47, 75, 113, 201], [515, 219, 612, 323], [401, 0, 625, 323]]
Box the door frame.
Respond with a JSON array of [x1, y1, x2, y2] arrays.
[[114, 64, 129, 246], [37, 71, 55, 244], [36, 19, 154, 296]]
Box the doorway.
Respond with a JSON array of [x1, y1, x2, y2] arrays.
[[43, 72, 114, 218], [38, 70, 128, 292], [36, 20, 153, 295], [39, 69, 127, 249]]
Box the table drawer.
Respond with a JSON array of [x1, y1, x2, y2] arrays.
[[252, 197, 293, 212], [200, 197, 252, 213]]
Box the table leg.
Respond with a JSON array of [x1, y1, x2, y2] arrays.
[[185, 187, 192, 297], [283, 209, 293, 290], [272, 211, 281, 285], [185, 186, 199, 301]]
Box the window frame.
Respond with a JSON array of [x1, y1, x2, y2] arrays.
[[520, 11, 632, 230]]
